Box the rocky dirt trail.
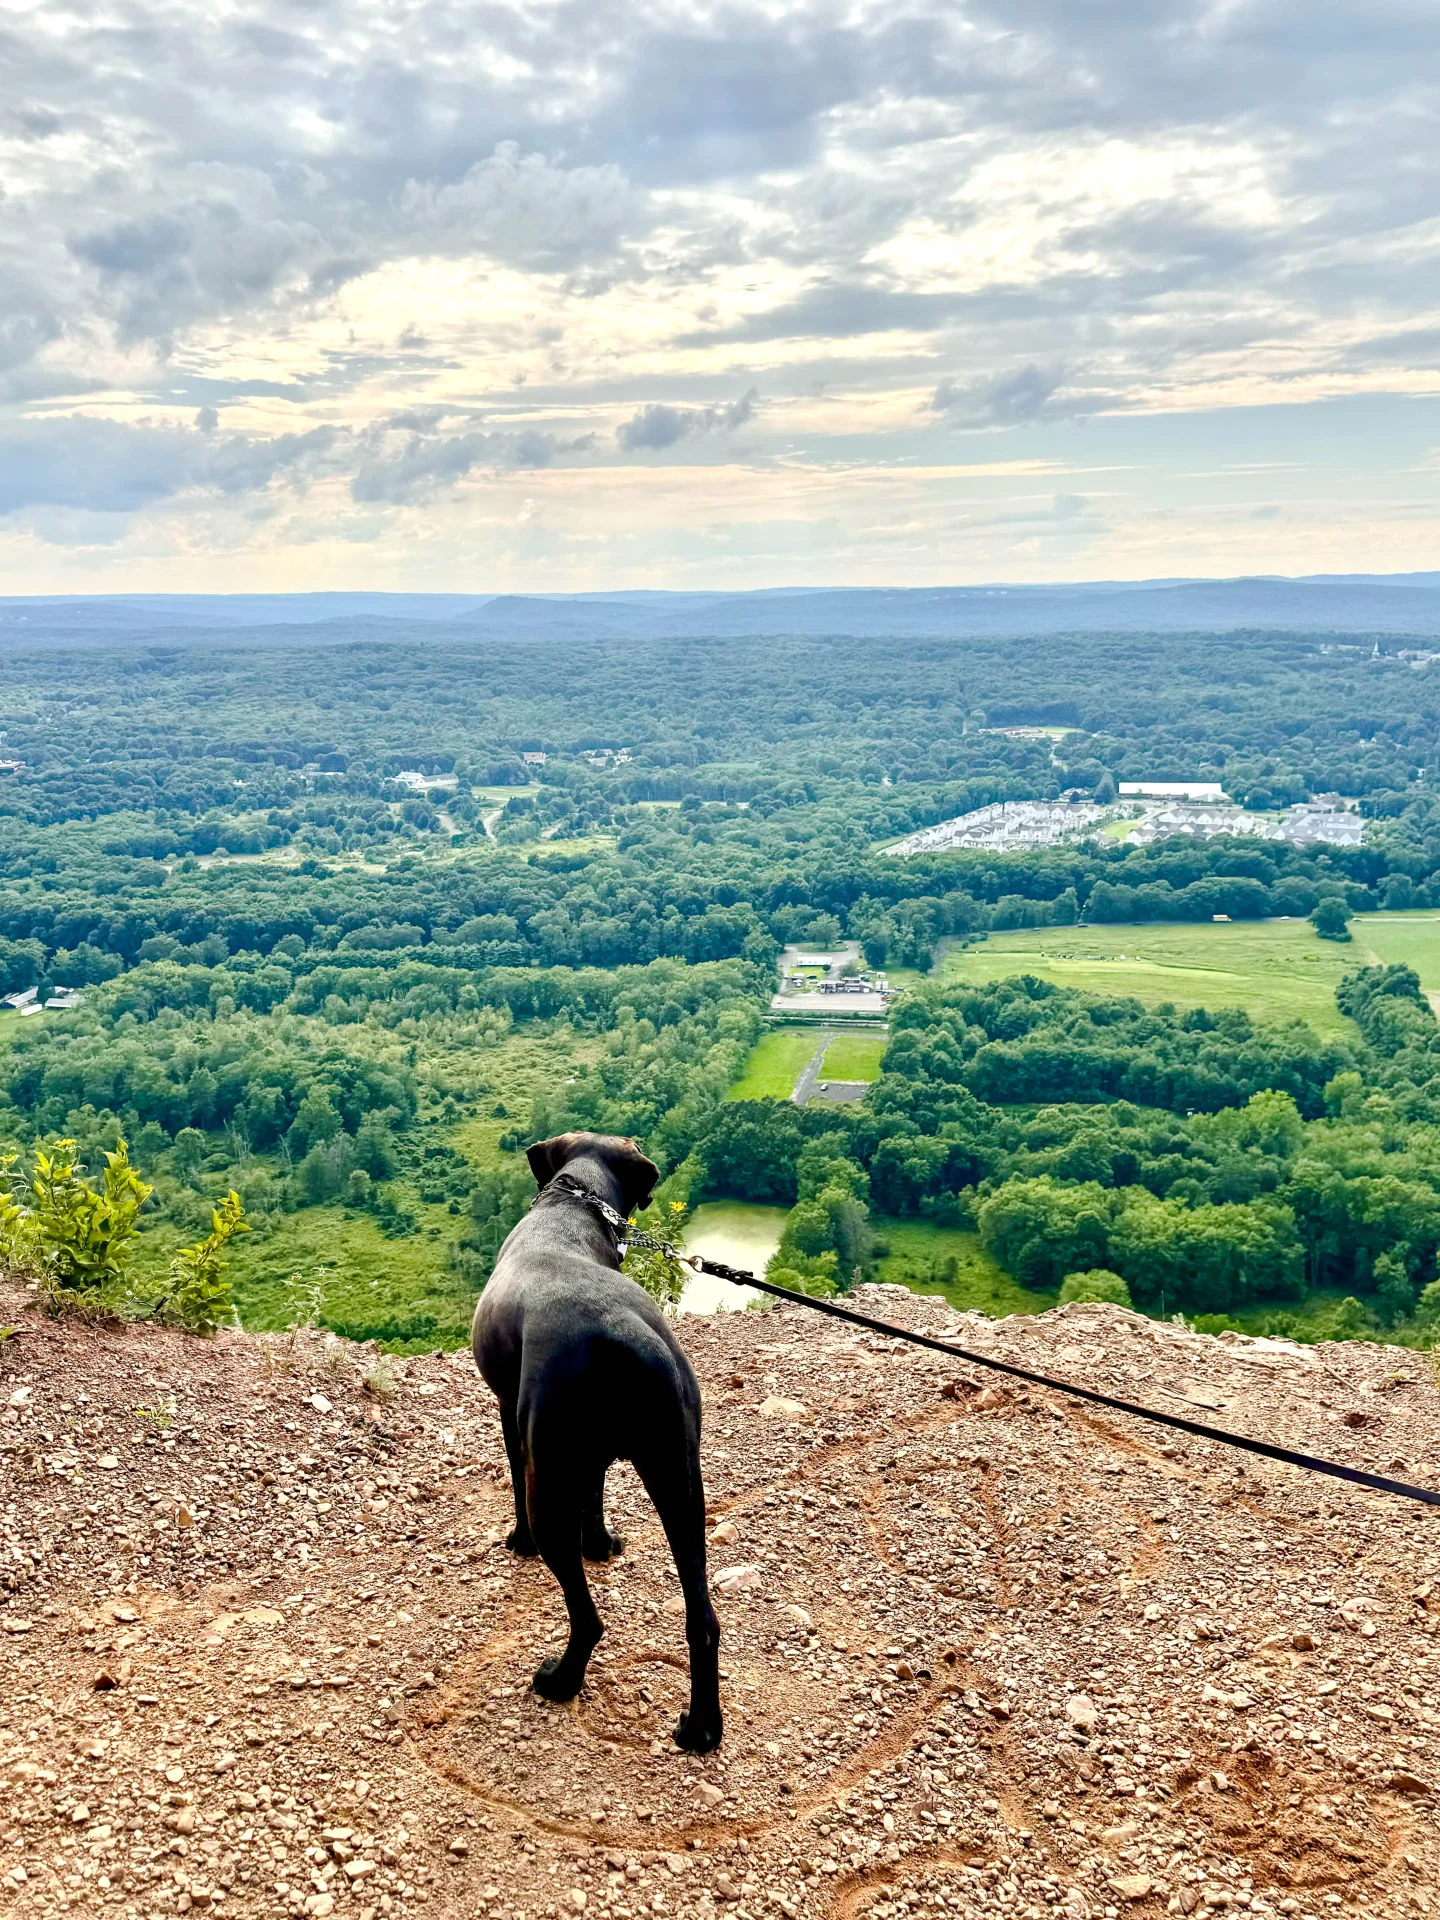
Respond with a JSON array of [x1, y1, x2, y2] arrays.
[[2, 1283, 1440, 1920]]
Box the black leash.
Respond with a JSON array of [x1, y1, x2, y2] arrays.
[[540, 1177, 1440, 1510]]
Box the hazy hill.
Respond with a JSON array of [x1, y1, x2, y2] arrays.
[[5, 573, 1440, 647]]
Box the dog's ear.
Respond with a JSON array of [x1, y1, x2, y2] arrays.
[[604, 1137, 660, 1216], [526, 1133, 579, 1188]]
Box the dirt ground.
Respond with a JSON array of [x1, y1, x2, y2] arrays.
[[3, 1281, 1440, 1920]]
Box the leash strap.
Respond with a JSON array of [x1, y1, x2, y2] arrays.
[[539, 1177, 1440, 1509], [689, 1255, 1440, 1510]]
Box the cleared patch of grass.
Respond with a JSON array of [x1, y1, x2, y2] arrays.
[[935, 919, 1359, 1034], [873, 1216, 1053, 1319], [820, 1033, 888, 1082], [228, 1206, 478, 1351], [1353, 911, 1440, 989], [727, 1028, 817, 1100]]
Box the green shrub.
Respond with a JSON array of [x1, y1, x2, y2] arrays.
[[155, 1191, 249, 1334], [1058, 1269, 1133, 1308], [29, 1138, 153, 1315]]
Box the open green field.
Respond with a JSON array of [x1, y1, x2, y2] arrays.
[[820, 1032, 888, 1081], [727, 1027, 816, 1100], [873, 1217, 1052, 1318], [1352, 912, 1440, 992], [932, 919, 1361, 1033]]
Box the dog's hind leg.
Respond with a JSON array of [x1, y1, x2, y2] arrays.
[[500, 1403, 538, 1556], [581, 1466, 625, 1563], [637, 1446, 722, 1753], [528, 1477, 603, 1702]]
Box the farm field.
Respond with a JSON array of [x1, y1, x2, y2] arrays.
[[727, 1026, 817, 1100], [819, 1032, 888, 1081], [932, 918, 1362, 1033]]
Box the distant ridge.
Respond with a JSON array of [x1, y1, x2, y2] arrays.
[[3, 573, 1440, 644]]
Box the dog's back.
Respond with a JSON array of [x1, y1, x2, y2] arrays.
[[473, 1209, 701, 1463]]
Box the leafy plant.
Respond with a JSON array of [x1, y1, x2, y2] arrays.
[[0, 1151, 38, 1275], [622, 1200, 692, 1313], [29, 1138, 152, 1315], [154, 1190, 249, 1334], [133, 1394, 178, 1430]]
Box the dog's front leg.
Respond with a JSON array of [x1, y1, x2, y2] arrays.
[[500, 1403, 538, 1556]]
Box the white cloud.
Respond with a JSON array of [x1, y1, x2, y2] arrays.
[[0, 0, 1438, 580]]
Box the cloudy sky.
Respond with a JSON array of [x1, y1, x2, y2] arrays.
[[2, 0, 1439, 592]]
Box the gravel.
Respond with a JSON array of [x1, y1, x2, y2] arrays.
[[2, 1281, 1438, 1920]]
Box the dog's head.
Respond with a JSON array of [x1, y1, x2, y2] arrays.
[[526, 1131, 659, 1216]]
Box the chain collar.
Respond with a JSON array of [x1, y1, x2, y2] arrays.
[[535, 1170, 680, 1264], [537, 1171, 633, 1256]]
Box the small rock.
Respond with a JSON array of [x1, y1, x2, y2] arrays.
[[96, 1455, 119, 1470], [175, 1504, 194, 1530], [447, 1838, 469, 1858], [1142, 1602, 1164, 1623], [1291, 1630, 1316, 1652], [309, 1393, 333, 1415], [895, 1661, 915, 1682], [758, 1397, 808, 1421], [710, 1520, 740, 1545], [1102, 1823, 1139, 1846], [70, 1805, 90, 1826], [569, 1891, 588, 1912], [973, 1386, 1007, 1410], [786, 1605, 813, 1631], [1065, 1694, 1098, 1733], [713, 1564, 762, 1595], [1386, 1771, 1432, 1796], [696, 1783, 724, 1806], [343, 1859, 376, 1881], [1109, 1874, 1152, 1901]]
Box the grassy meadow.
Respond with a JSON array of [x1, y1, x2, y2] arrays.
[[726, 1027, 818, 1099], [1352, 912, 1440, 992], [872, 1216, 1053, 1318], [931, 918, 1360, 1033], [820, 1032, 888, 1081]]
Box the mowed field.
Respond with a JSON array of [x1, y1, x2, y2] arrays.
[[1352, 911, 1440, 995], [726, 1026, 817, 1099], [932, 918, 1362, 1032], [820, 1032, 888, 1081]]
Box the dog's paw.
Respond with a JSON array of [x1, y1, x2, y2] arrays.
[[673, 1709, 723, 1754], [582, 1529, 625, 1563], [505, 1526, 540, 1557], [532, 1658, 582, 1703]]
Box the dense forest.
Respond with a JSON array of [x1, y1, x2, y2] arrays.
[[3, 610, 1440, 1346]]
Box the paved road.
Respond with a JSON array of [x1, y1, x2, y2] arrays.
[[790, 1030, 839, 1104]]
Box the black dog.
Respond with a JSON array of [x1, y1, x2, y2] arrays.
[[471, 1130, 722, 1752]]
